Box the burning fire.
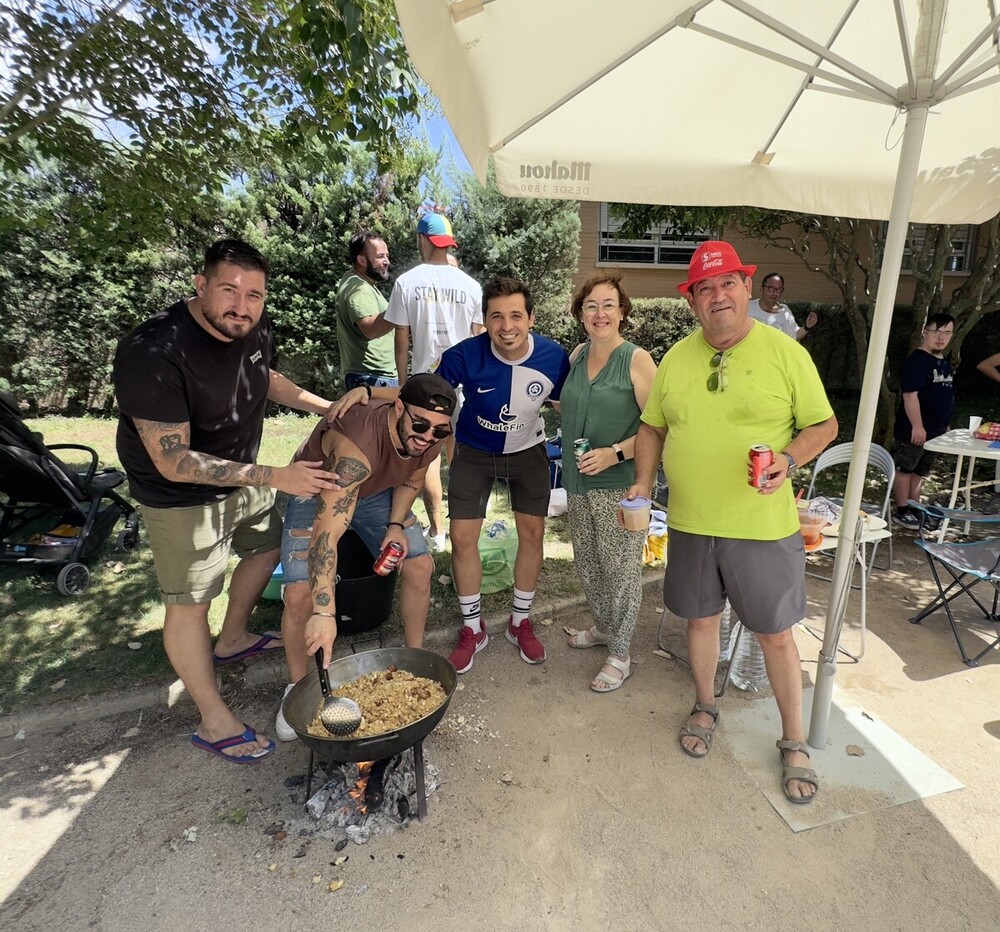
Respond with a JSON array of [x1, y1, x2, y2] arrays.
[[348, 762, 375, 812]]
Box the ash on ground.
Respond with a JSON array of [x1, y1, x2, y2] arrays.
[[304, 748, 440, 845]]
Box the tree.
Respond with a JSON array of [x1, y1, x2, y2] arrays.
[[0, 148, 195, 410], [451, 162, 582, 343], [612, 203, 1000, 439], [0, 0, 420, 241], [227, 139, 440, 395]]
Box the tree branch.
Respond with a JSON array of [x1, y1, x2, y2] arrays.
[[0, 0, 131, 127]]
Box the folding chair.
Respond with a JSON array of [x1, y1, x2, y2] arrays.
[[805, 442, 895, 573], [908, 503, 1000, 667]]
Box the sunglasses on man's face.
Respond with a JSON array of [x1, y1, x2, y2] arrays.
[[707, 351, 730, 393], [404, 404, 453, 439]]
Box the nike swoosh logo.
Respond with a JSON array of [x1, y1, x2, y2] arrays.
[[477, 387, 496, 393]]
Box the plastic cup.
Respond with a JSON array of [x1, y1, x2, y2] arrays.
[[798, 512, 826, 546], [620, 496, 652, 531], [970, 416, 983, 436]]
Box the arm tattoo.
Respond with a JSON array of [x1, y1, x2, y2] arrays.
[[400, 481, 421, 493], [308, 530, 338, 603], [246, 465, 273, 485], [330, 488, 358, 518], [136, 418, 273, 488], [333, 455, 371, 489], [159, 433, 184, 453]]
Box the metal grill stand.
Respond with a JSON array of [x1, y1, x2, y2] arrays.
[[304, 737, 430, 820]]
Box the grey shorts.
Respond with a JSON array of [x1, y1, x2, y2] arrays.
[[448, 442, 551, 519], [140, 487, 281, 605], [663, 528, 806, 634], [894, 440, 938, 476]]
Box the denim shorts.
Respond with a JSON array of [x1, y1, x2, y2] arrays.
[[281, 487, 427, 583], [344, 372, 399, 390]]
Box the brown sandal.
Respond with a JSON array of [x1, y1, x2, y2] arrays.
[[777, 739, 820, 805], [678, 702, 719, 759]]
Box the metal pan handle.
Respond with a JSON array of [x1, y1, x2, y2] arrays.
[[352, 732, 401, 746], [314, 649, 333, 699]]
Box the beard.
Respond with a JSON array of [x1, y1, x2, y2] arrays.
[[365, 257, 389, 282], [395, 416, 437, 458], [200, 302, 257, 340]]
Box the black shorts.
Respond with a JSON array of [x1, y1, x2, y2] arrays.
[[448, 442, 551, 519], [894, 441, 938, 476]]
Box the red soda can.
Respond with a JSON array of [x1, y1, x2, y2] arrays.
[[748, 444, 774, 488], [373, 541, 404, 576]]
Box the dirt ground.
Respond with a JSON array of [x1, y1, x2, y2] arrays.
[[2, 536, 1000, 931]]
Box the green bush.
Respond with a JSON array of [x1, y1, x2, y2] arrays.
[[627, 297, 699, 362], [534, 293, 580, 349]]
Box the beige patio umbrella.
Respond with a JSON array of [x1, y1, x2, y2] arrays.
[[395, 0, 1000, 745]]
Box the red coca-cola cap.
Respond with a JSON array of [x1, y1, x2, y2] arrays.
[[678, 241, 757, 295]]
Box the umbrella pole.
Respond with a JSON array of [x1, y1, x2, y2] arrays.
[[808, 99, 931, 748]]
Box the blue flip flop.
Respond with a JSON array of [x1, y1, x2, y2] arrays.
[[191, 724, 275, 763], [212, 632, 283, 666]]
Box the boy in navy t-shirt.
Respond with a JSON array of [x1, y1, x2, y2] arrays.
[[893, 314, 956, 528], [436, 275, 570, 674]]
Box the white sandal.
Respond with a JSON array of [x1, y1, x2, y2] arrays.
[[567, 626, 609, 649], [590, 656, 631, 693]]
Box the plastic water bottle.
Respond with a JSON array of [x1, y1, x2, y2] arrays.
[[718, 601, 734, 662], [729, 627, 770, 692]]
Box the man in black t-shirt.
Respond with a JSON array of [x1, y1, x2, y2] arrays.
[[892, 313, 956, 528], [113, 239, 338, 763]]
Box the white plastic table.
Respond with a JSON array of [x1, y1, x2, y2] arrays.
[[922, 429, 1000, 540]]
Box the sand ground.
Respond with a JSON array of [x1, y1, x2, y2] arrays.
[[2, 537, 1000, 931]]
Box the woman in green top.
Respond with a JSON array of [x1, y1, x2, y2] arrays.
[[561, 271, 657, 692]]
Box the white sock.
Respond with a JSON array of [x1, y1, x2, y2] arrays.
[[459, 593, 482, 634], [511, 587, 535, 627]]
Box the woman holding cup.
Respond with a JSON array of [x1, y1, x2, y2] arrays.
[[560, 271, 657, 692]]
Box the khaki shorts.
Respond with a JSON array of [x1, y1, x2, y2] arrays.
[[663, 528, 806, 634], [140, 487, 282, 605]]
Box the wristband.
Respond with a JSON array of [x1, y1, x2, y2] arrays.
[[387, 521, 405, 530], [363, 383, 372, 400], [311, 611, 336, 617]]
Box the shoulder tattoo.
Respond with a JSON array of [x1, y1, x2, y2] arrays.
[[332, 455, 370, 489]]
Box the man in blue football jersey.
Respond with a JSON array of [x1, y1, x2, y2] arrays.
[[435, 275, 570, 673]]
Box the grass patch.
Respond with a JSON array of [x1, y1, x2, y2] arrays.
[[16, 391, 985, 713], [1, 413, 579, 713]]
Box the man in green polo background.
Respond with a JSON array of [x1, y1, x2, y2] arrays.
[[335, 231, 398, 390]]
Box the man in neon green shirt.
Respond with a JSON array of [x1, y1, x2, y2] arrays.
[[626, 241, 837, 805]]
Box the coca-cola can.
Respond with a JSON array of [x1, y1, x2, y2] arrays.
[[748, 444, 774, 488], [373, 540, 404, 576]]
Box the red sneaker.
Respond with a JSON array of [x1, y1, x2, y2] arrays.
[[448, 626, 488, 674], [505, 616, 546, 664]]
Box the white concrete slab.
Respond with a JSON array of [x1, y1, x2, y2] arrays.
[[724, 685, 964, 832]]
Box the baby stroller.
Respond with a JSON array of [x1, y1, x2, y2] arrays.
[[0, 390, 139, 595]]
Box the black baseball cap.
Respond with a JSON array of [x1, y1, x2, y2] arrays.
[[399, 372, 457, 416]]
